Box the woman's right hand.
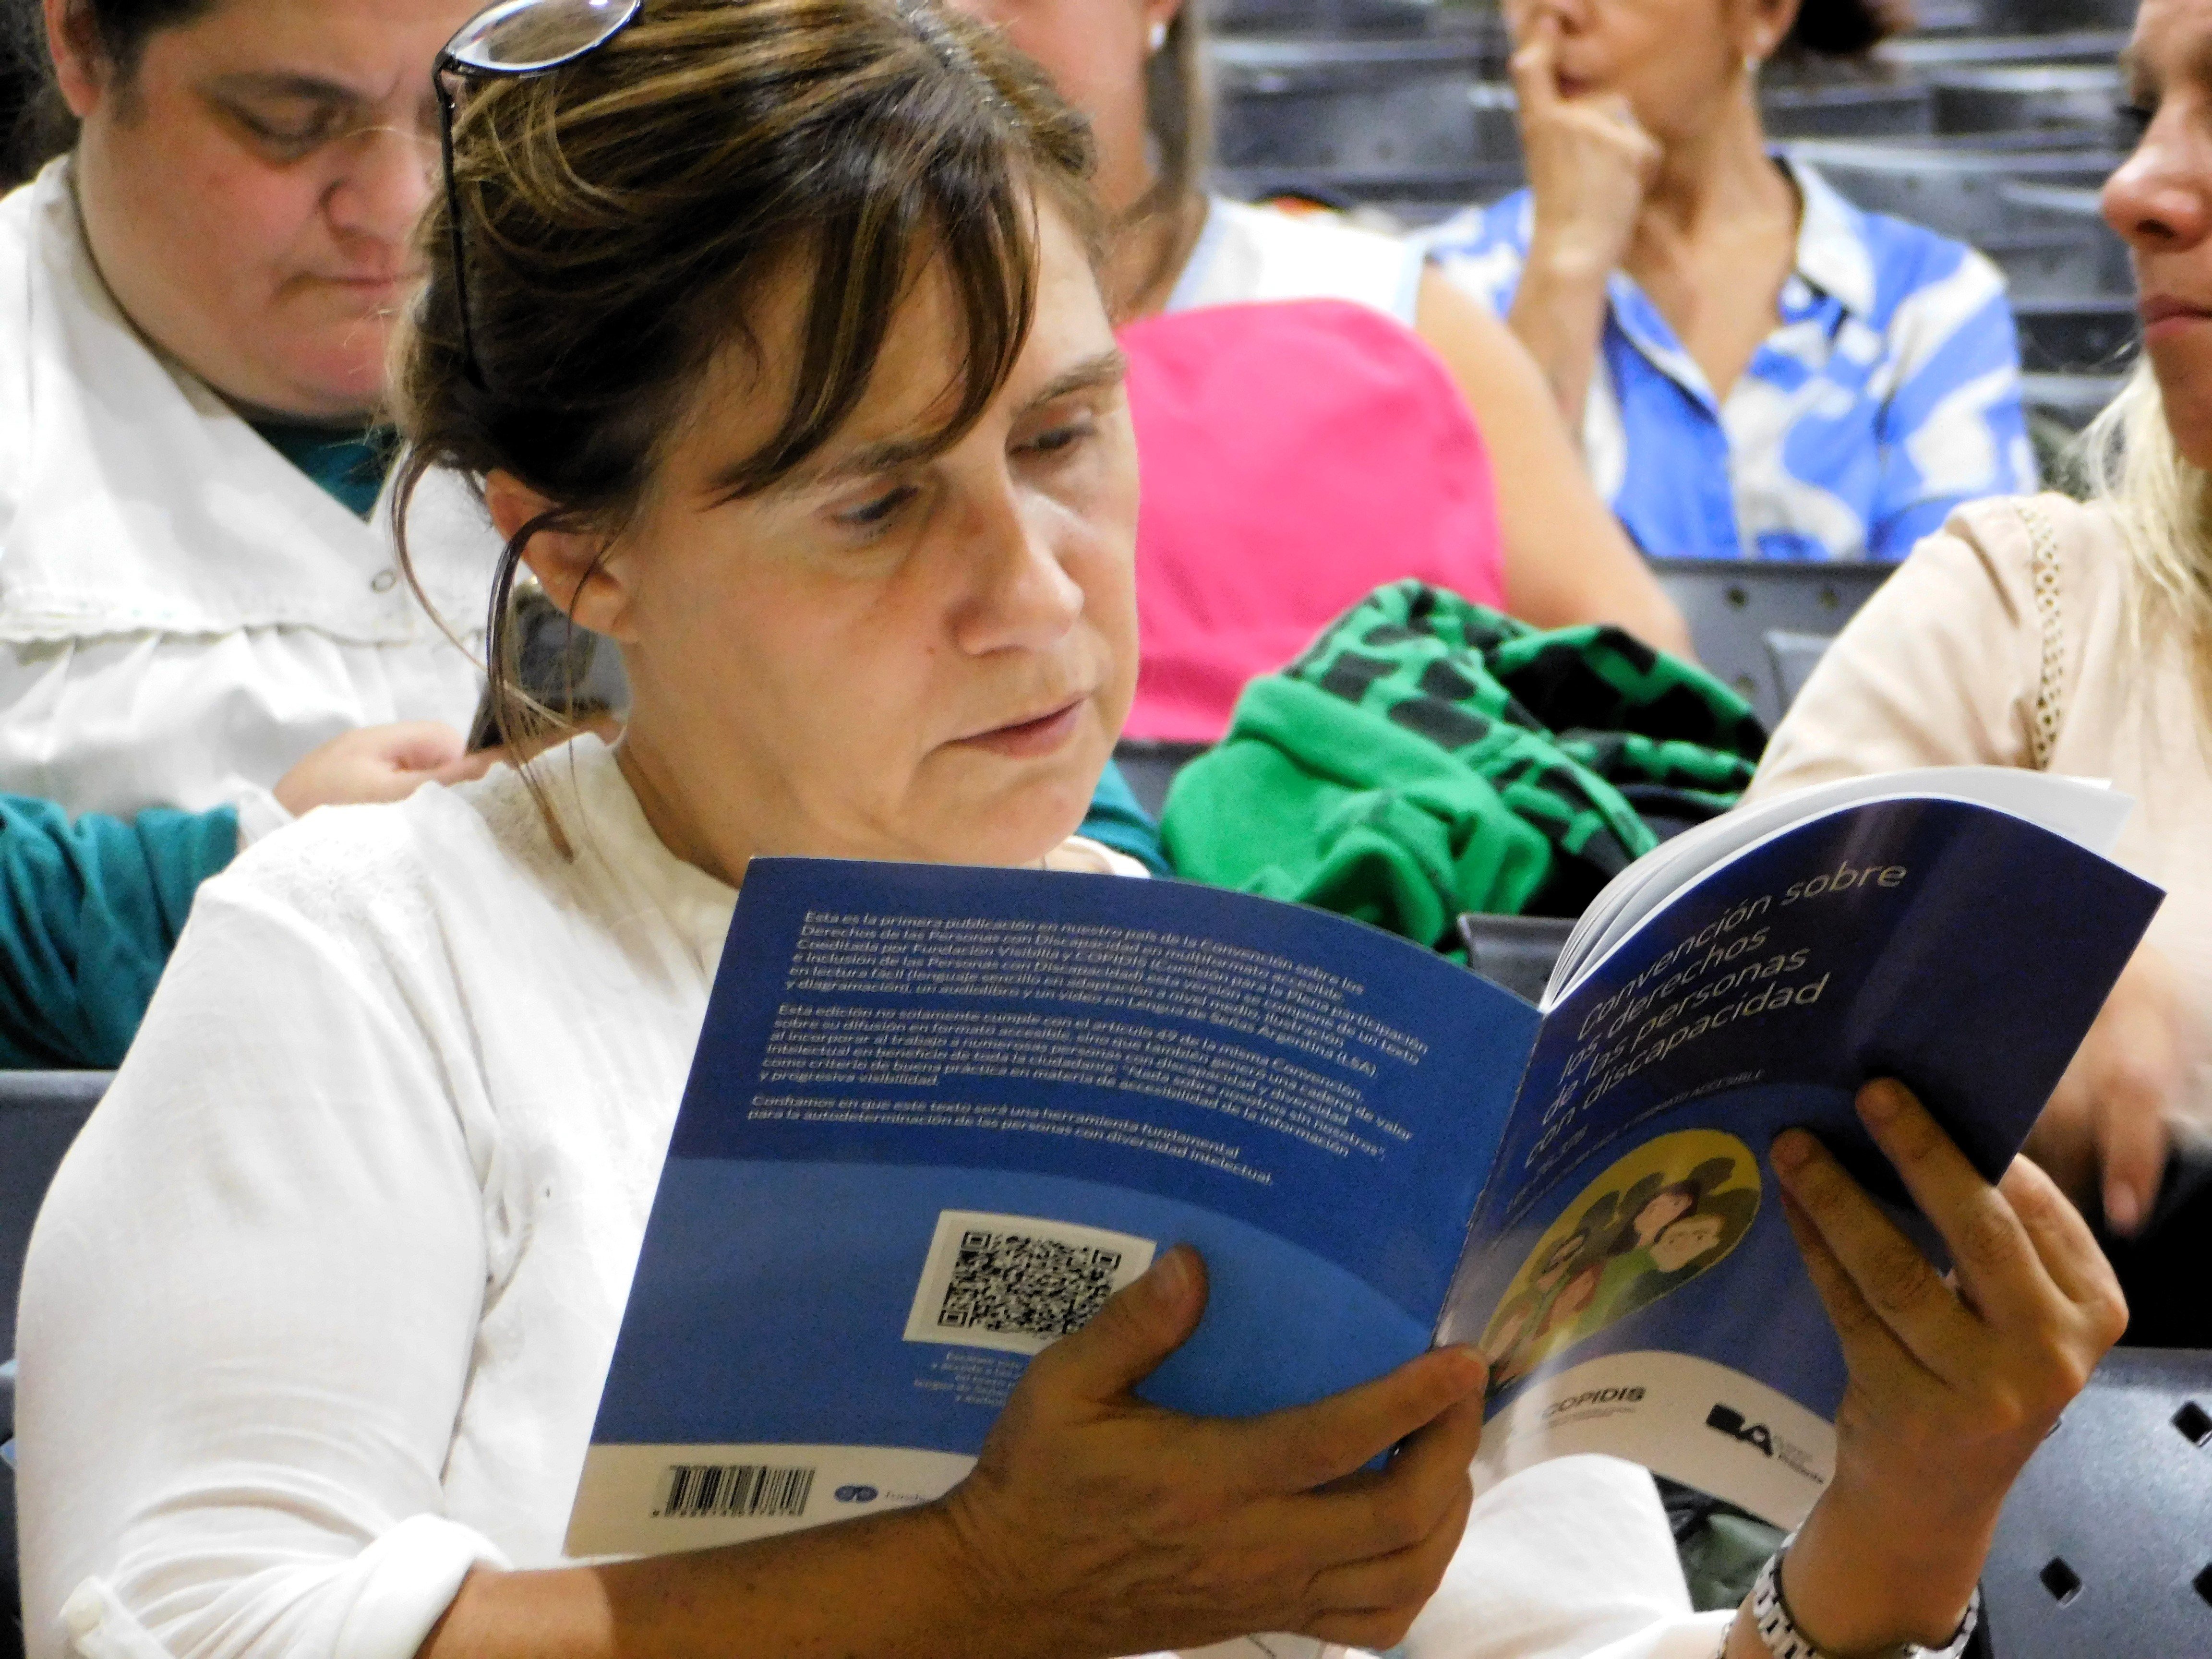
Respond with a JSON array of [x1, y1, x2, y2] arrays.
[[943, 1244, 1489, 1655], [274, 721, 493, 817], [1511, 13, 1659, 290]]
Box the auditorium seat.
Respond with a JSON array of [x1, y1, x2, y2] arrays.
[[1648, 559, 1898, 731], [1981, 1346, 2212, 1656], [1, 1071, 112, 1659]]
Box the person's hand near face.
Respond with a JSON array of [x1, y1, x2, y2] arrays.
[[1497, 0, 1799, 426], [1509, 11, 1661, 315], [46, 0, 482, 420]]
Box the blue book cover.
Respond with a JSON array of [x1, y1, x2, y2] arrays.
[[567, 771, 2161, 1554]]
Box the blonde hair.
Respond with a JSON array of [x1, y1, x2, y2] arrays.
[[2078, 359, 2212, 714]]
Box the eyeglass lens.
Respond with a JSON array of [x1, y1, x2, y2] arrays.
[[444, 0, 640, 75]]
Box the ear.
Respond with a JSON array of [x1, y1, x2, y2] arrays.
[[1741, 0, 1801, 62], [484, 471, 640, 644], [45, 0, 110, 119], [1143, 0, 1185, 37]]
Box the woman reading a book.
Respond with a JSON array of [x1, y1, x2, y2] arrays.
[[1749, 0, 2212, 1246], [15, 5, 2124, 1659]]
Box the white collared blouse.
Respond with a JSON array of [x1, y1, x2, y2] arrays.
[[17, 737, 1726, 1659], [0, 160, 498, 819]]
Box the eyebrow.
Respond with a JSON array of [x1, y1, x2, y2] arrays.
[[791, 346, 1131, 492], [204, 71, 370, 108]]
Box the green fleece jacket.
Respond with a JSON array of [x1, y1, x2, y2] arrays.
[[1161, 583, 1764, 948]]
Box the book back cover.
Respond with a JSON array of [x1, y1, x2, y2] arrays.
[[569, 858, 1541, 1554]]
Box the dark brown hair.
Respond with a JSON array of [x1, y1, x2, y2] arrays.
[[6, 0, 223, 181], [392, 0, 1100, 811], [1788, 0, 1914, 58], [1140, 3, 1212, 220], [1122, 1, 1212, 305]]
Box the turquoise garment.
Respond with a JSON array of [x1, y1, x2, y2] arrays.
[[1077, 760, 1169, 875], [251, 420, 395, 520], [0, 797, 238, 1069], [0, 763, 1158, 1070]]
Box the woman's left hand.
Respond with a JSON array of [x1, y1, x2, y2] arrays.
[[2026, 940, 2185, 1236], [1728, 1080, 2127, 1659]]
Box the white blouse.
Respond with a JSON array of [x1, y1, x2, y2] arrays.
[[0, 160, 497, 819], [1166, 196, 1426, 327], [15, 737, 1726, 1659], [1749, 493, 2212, 1128]]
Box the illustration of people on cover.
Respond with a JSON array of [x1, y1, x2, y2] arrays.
[[1482, 1130, 1762, 1398]]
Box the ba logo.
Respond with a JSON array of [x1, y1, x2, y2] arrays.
[[834, 1484, 880, 1504], [1705, 1403, 1775, 1458]]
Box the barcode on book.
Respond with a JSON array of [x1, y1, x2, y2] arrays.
[[653, 1462, 815, 1520], [904, 1210, 1156, 1356]]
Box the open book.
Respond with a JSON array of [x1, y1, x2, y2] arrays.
[[567, 768, 2160, 1556]]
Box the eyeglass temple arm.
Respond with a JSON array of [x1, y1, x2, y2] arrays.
[[435, 72, 489, 392]]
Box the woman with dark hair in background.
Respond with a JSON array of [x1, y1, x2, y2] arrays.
[[1424, 0, 2036, 563], [6, 0, 502, 814], [0, 0, 514, 1069]]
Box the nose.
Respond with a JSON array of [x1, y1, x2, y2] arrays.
[[949, 479, 1085, 659], [2104, 108, 2212, 257], [325, 123, 438, 252], [1512, 0, 1588, 35]]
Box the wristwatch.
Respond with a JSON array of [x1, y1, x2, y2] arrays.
[[1749, 1541, 1981, 1659]]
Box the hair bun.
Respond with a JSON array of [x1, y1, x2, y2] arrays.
[[1789, 0, 1916, 58]]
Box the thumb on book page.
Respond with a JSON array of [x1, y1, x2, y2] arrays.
[[1042, 1244, 1208, 1401]]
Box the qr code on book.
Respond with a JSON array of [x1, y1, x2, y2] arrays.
[[902, 1210, 1157, 1356]]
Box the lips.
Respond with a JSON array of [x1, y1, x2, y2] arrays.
[[956, 695, 1091, 758], [2140, 294, 2212, 336]]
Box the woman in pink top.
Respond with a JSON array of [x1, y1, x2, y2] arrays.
[[1120, 298, 1508, 742], [944, 0, 1689, 745]]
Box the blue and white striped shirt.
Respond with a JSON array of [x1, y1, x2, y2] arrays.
[[1419, 158, 2037, 562]]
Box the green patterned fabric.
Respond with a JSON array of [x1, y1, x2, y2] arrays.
[[1161, 582, 1764, 947]]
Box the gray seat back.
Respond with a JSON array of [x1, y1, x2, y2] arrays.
[[2, 1072, 110, 1659], [1649, 559, 1897, 730], [1984, 1348, 2212, 1656]]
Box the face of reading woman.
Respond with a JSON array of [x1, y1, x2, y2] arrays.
[[2105, 0, 2212, 465], [496, 203, 1139, 879]]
